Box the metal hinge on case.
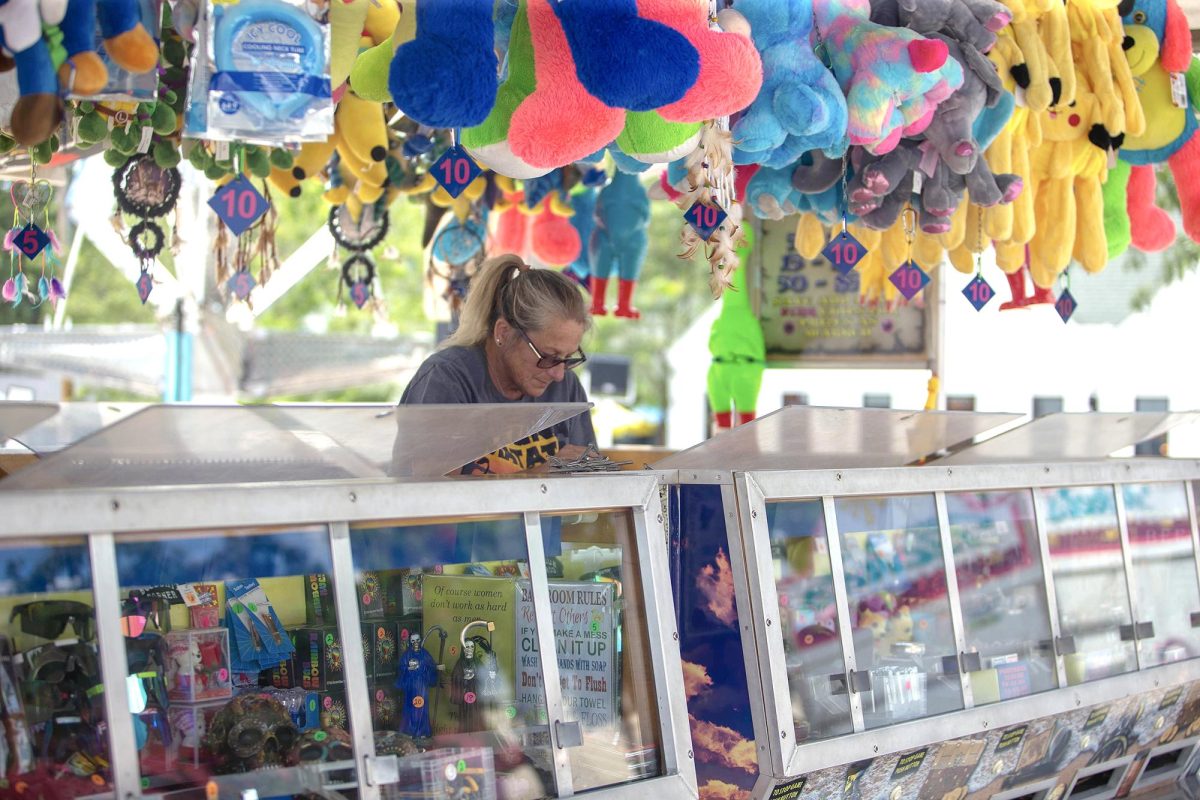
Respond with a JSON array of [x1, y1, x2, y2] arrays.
[[1119, 622, 1153, 642], [1191, 611, 1200, 629], [1054, 635, 1077, 655], [365, 754, 399, 786], [555, 719, 583, 748], [848, 669, 871, 693], [949, 651, 983, 673]]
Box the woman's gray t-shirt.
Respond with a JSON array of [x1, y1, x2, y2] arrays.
[[400, 345, 595, 472]]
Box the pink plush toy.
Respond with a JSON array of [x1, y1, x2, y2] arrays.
[[636, 0, 763, 123]]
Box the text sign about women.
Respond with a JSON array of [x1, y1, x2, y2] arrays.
[[516, 581, 617, 732]]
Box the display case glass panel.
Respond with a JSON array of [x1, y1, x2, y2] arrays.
[[112, 524, 347, 795], [945, 490, 1058, 704], [541, 510, 664, 792], [0, 537, 110, 798], [1039, 486, 1136, 684], [834, 494, 963, 728], [350, 515, 558, 800], [1121, 482, 1200, 666], [766, 500, 852, 741]]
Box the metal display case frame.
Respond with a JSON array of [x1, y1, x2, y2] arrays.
[[0, 472, 696, 800], [722, 459, 1200, 795]]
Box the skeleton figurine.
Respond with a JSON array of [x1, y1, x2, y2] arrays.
[[289, 726, 354, 766], [450, 639, 481, 733], [205, 694, 299, 774], [289, 727, 355, 800], [395, 632, 438, 740], [475, 637, 504, 720]]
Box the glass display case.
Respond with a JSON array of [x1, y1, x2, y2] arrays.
[[659, 406, 1200, 800], [0, 405, 695, 800]]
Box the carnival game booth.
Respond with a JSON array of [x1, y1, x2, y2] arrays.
[[659, 407, 1200, 800], [0, 404, 694, 800]]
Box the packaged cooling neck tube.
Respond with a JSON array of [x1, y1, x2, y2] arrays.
[[203, 0, 333, 143]]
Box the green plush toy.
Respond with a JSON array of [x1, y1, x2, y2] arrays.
[[706, 227, 764, 431]]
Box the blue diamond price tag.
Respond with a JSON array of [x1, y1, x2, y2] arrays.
[[431, 145, 481, 199], [889, 260, 930, 300], [14, 223, 49, 259], [136, 271, 153, 304], [684, 201, 727, 240], [350, 281, 371, 309], [227, 270, 256, 301], [1055, 288, 1077, 323], [209, 176, 267, 237], [821, 230, 867, 276], [963, 274, 994, 311]]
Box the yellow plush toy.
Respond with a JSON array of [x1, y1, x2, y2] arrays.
[[1028, 68, 1111, 287], [268, 138, 336, 198], [995, 0, 1057, 112]]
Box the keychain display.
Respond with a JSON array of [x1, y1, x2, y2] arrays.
[[341, 254, 377, 311], [329, 199, 389, 312], [3, 176, 63, 309], [113, 154, 183, 303], [428, 212, 486, 322]]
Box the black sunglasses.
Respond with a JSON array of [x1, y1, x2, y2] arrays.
[[10, 600, 95, 641], [514, 326, 587, 370]]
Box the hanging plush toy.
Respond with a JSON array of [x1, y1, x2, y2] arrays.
[[731, 0, 848, 169], [589, 171, 650, 318], [389, 0, 497, 128], [707, 228, 763, 430], [463, 0, 628, 179], [0, 0, 62, 145], [1106, 0, 1200, 253], [564, 184, 598, 286], [812, 0, 964, 155]]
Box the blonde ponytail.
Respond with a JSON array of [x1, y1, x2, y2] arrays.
[[442, 255, 590, 348]]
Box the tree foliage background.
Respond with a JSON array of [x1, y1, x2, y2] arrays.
[[0, 162, 717, 418]]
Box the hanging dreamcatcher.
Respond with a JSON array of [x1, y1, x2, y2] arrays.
[[329, 201, 389, 311], [214, 189, 279, 307], [112, 154, 182, 303], [428, 210, 486, 323], [4, 176, 66, 309]]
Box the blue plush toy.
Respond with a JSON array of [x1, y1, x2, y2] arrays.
[[589, 171, 650, 319], [389, 0, 498, 127], [550, 0, 699, 112], [0, 0, 61, 145], [564, 185, 598, 287], [732, 0, 848, 169]]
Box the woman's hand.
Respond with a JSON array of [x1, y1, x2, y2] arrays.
[[554, 444, 590, 462]]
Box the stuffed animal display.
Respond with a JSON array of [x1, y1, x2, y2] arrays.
[[707, 228, 763, 429], [4, 0, 1195, 326], [1104, 0, 1200, 255], [590, 171, 651, 318]]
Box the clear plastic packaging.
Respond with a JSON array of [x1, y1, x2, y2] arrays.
[[201, 0, 333, 143]]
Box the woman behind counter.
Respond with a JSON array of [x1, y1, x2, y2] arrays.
[[400, 254, 596, 474]]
